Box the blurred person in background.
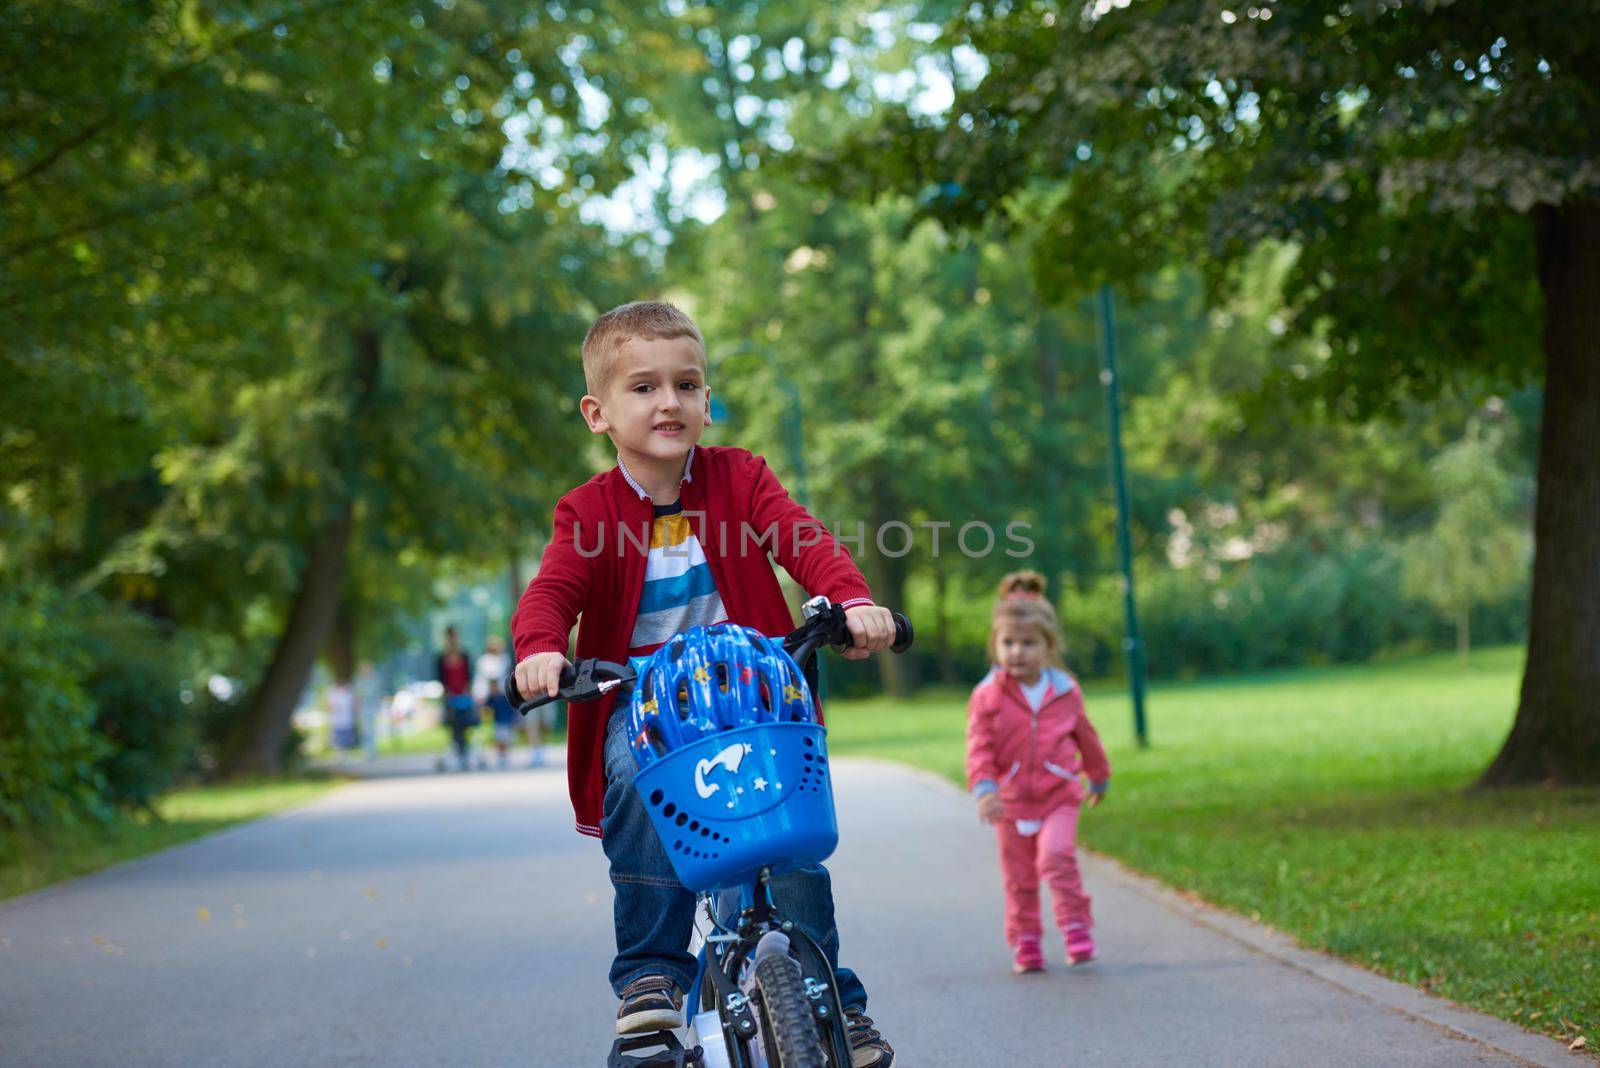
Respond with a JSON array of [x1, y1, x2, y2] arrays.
[[477, 632, 545, 766], [474, 634, 508, 702], [482, 677, 519, 769], [328, 681, 358, 756], [355, 660, 384, 761], [437, 626, 477, 771]]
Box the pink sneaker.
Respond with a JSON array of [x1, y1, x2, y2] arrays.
[[1012, 937, 1045, 974], [1065, 923, 1096, 965]]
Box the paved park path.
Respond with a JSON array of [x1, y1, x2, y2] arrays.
[[0, 754, 1583, 1067]]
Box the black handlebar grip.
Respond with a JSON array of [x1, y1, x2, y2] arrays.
[[891, 613, 914, 654], [506, 665, 575, 713]]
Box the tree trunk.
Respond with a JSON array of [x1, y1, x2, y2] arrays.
[[328, 599, 357, 686], [1480, 201, 1600, 786], [865, 499, 918, 697], [218, 327, 383, 776], [218, 503, 354, 774], [933, 564, 961, 685]]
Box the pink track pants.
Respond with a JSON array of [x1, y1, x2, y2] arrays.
[[995, 802, 1092, 946]]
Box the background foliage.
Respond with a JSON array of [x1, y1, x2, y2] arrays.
[[2, 1, 1562, 822]]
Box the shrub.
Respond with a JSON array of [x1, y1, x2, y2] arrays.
[[900, 534, 1531, 686], [0, 583, 110, 831], [78, 606, 193, 811]]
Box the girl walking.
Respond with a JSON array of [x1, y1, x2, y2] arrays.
[[966, 571, 1111, 973]]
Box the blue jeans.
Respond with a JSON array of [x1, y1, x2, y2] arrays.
[[445, 695, 475, 766], [601, 710, 867, 1011]]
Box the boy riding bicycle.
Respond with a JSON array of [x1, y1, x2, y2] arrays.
[[511, 301, 897, 1067]]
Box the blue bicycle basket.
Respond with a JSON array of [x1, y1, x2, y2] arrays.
[[626, 624, 838, 891]]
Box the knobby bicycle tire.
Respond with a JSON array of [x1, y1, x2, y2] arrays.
[[750, 953, 826, 1068]]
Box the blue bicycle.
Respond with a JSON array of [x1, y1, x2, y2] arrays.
[[510, 596, 912, 1068]]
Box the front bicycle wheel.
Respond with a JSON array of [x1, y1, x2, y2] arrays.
[[749, 952, 826, 1068]]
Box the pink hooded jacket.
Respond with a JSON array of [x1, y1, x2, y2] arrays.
[[966, 666, 1112, 820]]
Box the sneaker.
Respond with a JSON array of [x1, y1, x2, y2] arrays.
[[1012, 937, 1045, 974], [616, 975, 683, 1035], [1065, 923, 1096, 966], [844, 1008, 894, 1067]]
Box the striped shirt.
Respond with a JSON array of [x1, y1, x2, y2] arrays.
[[628, 500, 728, 656]]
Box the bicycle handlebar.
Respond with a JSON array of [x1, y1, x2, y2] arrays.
[[505, 600, 913, 713]]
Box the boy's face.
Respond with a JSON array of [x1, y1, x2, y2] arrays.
[[581, 335, 711, 469]]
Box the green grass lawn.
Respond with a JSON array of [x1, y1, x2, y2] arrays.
[[305, 720, 565, 759], [826, 645, 1598, 1050], [0, 777, 342, 901]]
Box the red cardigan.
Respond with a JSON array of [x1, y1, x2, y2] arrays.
[[512, 445, 874, 836]]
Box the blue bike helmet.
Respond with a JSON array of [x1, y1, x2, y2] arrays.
[[627, 624, 813, 770]]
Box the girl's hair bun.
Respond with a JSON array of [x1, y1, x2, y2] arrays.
[[989, 569, 1063, 664], [997, 570, 1047, 599]]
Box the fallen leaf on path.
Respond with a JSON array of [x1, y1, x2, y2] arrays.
[[375, 939, 388, 950], [1569, 1037, 1586, 1051], [195, 908, 210, 926], [305, 947, 317, 958]]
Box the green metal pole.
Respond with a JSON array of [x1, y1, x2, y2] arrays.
[[1097, 286, 1149, 748]]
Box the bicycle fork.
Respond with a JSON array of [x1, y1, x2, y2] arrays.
[[691, 874, 852, 1066]]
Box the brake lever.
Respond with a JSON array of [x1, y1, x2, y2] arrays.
[[509, 658, 635, 712]]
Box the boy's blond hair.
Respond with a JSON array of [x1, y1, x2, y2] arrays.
[[582, 301, 706, 396]]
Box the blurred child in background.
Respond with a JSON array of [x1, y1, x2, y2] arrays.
[[966, 570, 1111, 973]]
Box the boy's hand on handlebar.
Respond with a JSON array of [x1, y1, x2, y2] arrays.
[[841, 604, 896, 660], [515, 652, 571, 700], [976, 792, 1006, 825]]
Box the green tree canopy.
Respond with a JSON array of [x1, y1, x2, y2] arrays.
[[1401, 424, 1530, 659], [819, 0, 1600, 784], [2, 1, 660, 773]]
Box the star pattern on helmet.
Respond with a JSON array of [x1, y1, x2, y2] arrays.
[[783, 684, 803, 703]]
